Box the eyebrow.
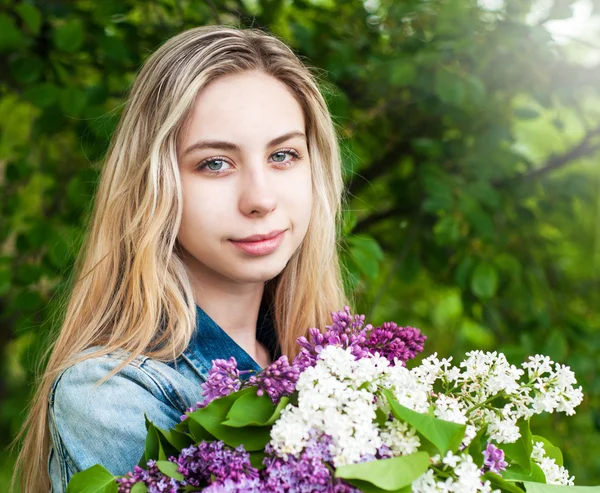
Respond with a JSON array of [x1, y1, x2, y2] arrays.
[[182, 131, 306, 156]]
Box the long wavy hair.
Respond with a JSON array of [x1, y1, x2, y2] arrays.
[[10, 25, 351, 492]]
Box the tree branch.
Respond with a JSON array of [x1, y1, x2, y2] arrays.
[[347, 138, 413, 197], [353, 203, 415, 235], [493, 123, 600, 187]]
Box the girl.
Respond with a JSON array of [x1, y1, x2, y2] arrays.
[[12, 25, 350, 493]]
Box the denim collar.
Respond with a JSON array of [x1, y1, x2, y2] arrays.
[[181, 300, 280, 382]]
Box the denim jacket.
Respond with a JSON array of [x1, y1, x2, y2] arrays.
[[47, 301, 280, 492]]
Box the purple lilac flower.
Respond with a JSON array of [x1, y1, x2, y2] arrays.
[[366, 322, 426, 366], [172, 440, 259, 487], [261, 431, 361, 492], [294, 307, 370, 370], [202, 476, 263, 492], [359, 443, 395, 463], [293, 306, 425, 370], [482, 443, 508, 474], [181, 357, 242, 420], [246, 355, 301, 404], [116, 459, 180, 493]]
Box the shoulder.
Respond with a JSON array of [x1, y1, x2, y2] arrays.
[[47, 346, 201, 478], [49, 346, 204, 416], [50, 347, 167, 410]]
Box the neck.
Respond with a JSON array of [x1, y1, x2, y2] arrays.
[[186, 270, 268, 366]]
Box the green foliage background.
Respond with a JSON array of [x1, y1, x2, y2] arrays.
[[0, 0, 599, 487]]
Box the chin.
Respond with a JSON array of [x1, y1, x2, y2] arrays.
[[234, 260, 288, 283]]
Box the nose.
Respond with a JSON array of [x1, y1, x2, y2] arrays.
[[238, 162, 277, 217]]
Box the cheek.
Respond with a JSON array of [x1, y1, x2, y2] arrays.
[[287, 168, 312, 227], [179, 182, 228, 243]]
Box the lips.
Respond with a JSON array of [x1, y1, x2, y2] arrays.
[[231, 229, 286, 242], [229, 230, 286, 256]]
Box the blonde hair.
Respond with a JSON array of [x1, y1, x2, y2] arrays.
[[10, 25, 351, 493]]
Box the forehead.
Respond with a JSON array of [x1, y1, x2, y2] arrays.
[[180, 71, 306, 147]]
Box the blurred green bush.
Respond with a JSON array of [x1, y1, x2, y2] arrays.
[[1, 0, 599, 486]]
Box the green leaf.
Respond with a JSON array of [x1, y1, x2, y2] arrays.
[[158, 427, 194, 451], [138, 415, 193, 467], [187, 387, 271, 450], [99, 35, 131, 62], [0, 13, 25, 52], [482, 472, 525, 493], [16, 3, 42, 34], [155, 460, 184, 481], [347, 235, 384, 281], [24, 83, 59, 108], [187, 417, 212, 443], [334, 452, 430, 491], [390, 60, 417, 86], [65, 464, 118, 493], [10, 56, 44, 84], [341, 209, 358, 236], [382, 388, 466, 456], [503, 463, 546, 483], [465, 74, 487, 106], [131, 484, 148, 493], [337, 480, 411, 493], [53, 19, 85, 52], [514, 107, 541, 120], [455, 256, 475, 290], [249, 450, 267, 470], [435, 68, 465, 106], [222, 387, 287, 427], [468, 425, 488, 468], [459, 194, 495, 240], [433, 215, 462, 245], [264, 396, 291, 425], [139, 419, 165, 466], [375, 407, 389, 427], [347, 235, 384, 261], [470, 262, 498, 299], [502, 419, 533, 472], [523, 482, 600, 493], [59, 87, 88, 117], [531, 435, 563, 467]]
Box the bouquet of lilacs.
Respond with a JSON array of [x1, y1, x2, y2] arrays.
[[67, 307, 599, 493]]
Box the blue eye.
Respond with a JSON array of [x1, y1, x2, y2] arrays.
[[196, 149, 302, 174], [206, 159, 228, 171], [196, 158, 231, 173], [272, 151, 288, 162]]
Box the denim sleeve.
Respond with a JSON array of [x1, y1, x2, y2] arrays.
[[48, 353, 187, 492]]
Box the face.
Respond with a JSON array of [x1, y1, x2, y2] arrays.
[[176, 70, 312, 292]]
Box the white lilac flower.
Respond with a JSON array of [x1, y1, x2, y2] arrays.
[[517, 356, 584, 418], [269, 345, 385, 467], [411, 353, 454, 387], [457, 351, 524, 401], [384, 364, 431, 413], [522, 355, 554, 379], [412, 469, 443, 493], [485, 410, 521, 443], [531, 442, 575, 486], [461, 425, 478, 449], [379, 419, 421, 456], [412, 453, 499, 493], [434, 394, 468, 425], [451, 454, 495, 493], [552, 364, 584, 416]]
